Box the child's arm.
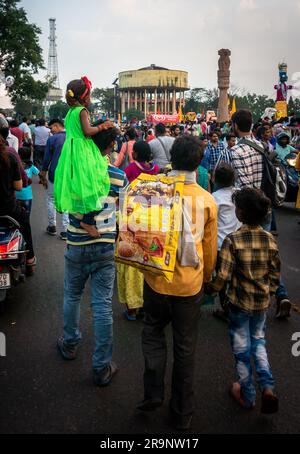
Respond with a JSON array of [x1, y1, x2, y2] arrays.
[[206, 236, 235, 294], [80, 110, 114, 137], [269, 249, 281, 295]]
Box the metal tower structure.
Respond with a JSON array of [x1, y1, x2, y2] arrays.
[[45, 18, 63, 115], [47, 18, 60, 88]]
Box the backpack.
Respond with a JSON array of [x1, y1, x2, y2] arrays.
[[119, 141, 130, 171], [239, 138, 287, 207]]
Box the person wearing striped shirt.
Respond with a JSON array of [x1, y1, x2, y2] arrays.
[[57, 122, 128, 388], [215, 134, 237, 169]]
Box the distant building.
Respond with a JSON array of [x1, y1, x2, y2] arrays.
[[118, 64, 189, 116]]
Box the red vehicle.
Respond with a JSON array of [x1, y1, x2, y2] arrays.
[[0, 216, 27, 311]]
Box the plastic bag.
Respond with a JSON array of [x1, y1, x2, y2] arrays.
[[116, 173, 185, 282]]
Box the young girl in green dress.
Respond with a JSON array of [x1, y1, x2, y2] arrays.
[[54, 76, 113, 237]]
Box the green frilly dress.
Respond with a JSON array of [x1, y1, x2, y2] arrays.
[[54, 106, 110, 214]]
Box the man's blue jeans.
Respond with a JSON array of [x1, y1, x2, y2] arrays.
[[262, 214, 289, 301], [63, 243, 115, 372], [229, 305, 275, 407]]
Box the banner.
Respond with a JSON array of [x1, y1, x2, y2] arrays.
[[147, 114, 179, 125]]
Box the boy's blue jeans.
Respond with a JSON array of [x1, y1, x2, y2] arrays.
[[229, 304, 275, 407], [63, 243, 115, 372]]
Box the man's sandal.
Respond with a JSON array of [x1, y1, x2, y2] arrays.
[[26, 257, 37, 277]]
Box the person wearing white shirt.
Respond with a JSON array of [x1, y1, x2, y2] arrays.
[[19, 117, 32, 142], [213, 164, 242, 250], [7, 130, 19, 152], [212, 164, 242, 320], [33, 119, 50, 169], [0, 116, 18, 152]]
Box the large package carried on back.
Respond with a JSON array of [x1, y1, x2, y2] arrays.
[[116, 173, 185, 282]]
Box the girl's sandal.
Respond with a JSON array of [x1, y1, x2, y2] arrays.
[[261, 392, 279, 414], [26, 256, 37, 277]]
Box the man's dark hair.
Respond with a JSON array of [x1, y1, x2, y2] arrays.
[[233, 187, 271, 226], [0, 127, 9, 141], [214, 163, 235, 188], [226, 133, 236, 142], [155, 123, 166, 136], [22, 117, 28, 123], [49, 119, 64, 128], [125, 128, 137, 141], [170, 135, 203, 172], [19, 147, 32, 162], [9, 119, 19, 128], [209, 131, 219, 138], [133, 141, 153, 163], [92, 120, 118, 152], [232, 109, 253, 133], [39, 118, 46, 127]]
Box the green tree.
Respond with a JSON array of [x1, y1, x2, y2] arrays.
[[14, 99, 44, 118], [184, 88, 219, 113], [124, 109, 144, 122], [232, 93, 275, 122], [49, 101, 69, 120], [0, 0, 49, 102], [92, 88, 114, 113]]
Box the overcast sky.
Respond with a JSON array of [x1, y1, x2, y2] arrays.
[[17, 0, 300, 98]]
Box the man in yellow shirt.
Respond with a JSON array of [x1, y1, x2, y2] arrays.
[[137, 135, 218, 431]]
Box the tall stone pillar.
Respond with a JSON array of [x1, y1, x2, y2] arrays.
[[164, 90, 167, 115], [140, 91, 143, 112], [144, 89, 147, 118], [121, 92, 125, 116], [135, 90, 138, 110], [217, 49, 231, 123], [154, 89, 158, 114], [172, 90, 176, 114], [128, 91, 131, 111]]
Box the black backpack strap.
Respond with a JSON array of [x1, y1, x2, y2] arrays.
[[239, 137, 265, 155], [157, 137, 171, 163]]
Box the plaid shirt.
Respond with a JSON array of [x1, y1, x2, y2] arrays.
[[206, 141, 225, 172], [231, 136, 264, 188], [208, 225, 280, 312], [215, 146, 233, 168]]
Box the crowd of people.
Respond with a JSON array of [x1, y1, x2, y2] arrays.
[[1, 76, 300, 431]]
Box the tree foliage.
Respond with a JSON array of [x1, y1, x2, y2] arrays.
[[14, 99, 44, 118], [49, 101, 69, 120], [0, 0, 49, 102], [185, 87, 281, 121], [124, 109, 144, 122], [92, 88, 115, 114]]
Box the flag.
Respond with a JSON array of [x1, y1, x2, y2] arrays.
[[230, 98, 237, 118], [178, 104, 183, 123]]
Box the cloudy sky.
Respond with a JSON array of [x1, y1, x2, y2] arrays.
[[19, 0, 300, 98]]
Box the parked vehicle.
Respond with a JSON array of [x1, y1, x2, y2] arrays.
[[0, 216, 27, 311], [283, 152, 299, 203]]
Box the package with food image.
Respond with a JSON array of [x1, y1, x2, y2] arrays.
[[116, 173, 185, 282]]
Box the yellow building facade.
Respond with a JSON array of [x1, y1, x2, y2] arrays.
[[118, 65, 189, 116]]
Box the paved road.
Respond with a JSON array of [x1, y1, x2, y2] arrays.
[[0, 182, 300, 434]]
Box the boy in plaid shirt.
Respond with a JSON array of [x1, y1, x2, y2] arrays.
[[206, 187, 280, 414]]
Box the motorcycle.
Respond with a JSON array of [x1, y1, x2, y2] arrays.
[[283, 152, 299, 203], [0, 216, 27, 311]]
